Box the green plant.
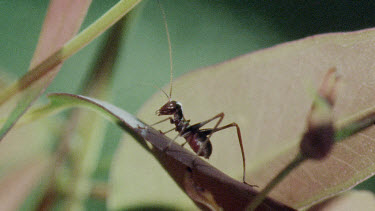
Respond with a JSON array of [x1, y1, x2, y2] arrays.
[[0, 0, 375, 210]]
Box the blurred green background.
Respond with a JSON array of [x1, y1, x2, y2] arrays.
[[1, 0, 375, 210]]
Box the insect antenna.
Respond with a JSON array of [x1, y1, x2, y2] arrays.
[[157, 0, 173, 99], [151, 83, 170, 101]]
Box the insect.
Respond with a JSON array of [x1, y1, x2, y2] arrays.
[[152, 0, 248, 185]]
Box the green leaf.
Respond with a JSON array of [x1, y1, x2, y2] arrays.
[[38, 93, 291, 210], [136, 28, 375, 209], [308, 190, 375, 210], [0, 0, 92, 139], [0, 158, 50, 211], [0, 0, 142, 140]]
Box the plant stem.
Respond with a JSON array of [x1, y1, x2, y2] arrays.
[[60, 0, 141, 60], [248, 154, 306, 211], [0, 0, 142, 105], [335, 106, 375, 141], [248, 105, 375, 210]]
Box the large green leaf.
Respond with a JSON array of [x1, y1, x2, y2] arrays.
[[134, 28, 375, 209], [30, 93, 291, 210]]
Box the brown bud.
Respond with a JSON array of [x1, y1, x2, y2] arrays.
[[300, 123, 335, 160], [300, 68, 339, 159]]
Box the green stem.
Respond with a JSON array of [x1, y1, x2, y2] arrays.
[[0, 0, 141, 105], [248, 105, 375, 210], [335, 106, 375, 141], [61, 0, 141, 60], [248, 154, 306, 211]]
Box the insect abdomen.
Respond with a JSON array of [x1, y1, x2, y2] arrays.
[[186, 134, 212, 159]]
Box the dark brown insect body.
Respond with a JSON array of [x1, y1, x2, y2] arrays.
[[153, 0, 248, 184], [155, 100, 248, 185], [156, 100, 213, 158]]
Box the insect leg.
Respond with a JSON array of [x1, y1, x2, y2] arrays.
[[211, 122, 252, 185], [139, 117, 171, 130], [163, 123, 188, 151], [150, 117, 173, 127], [195, 113, 225, 157], [161, 127, 176, 135], [189, 112, 225, 130], [150, 117, 177, 135], [196, 113, 250, 185]]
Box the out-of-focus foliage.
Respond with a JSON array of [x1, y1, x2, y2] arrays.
[[0, 0, 375, 210]]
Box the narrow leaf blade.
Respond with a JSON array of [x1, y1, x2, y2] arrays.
[[0, 0, 91, 140]]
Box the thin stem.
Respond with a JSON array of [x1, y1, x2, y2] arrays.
[[248, 154, 306, 211], [335, 106, 375, 141], [248, 105, 375, 210], [61, 0, 141, 60], [0, 0, 142, 105]]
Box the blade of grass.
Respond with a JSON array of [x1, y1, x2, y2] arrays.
[[0, 158, 50, 211], [0, 0, 92, 141], [0, 0, 142, 141]]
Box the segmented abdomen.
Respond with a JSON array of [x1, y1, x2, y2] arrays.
[[186, 133, 212, 159]]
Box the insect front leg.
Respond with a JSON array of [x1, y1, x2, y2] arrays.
[[150, 117, 173, 127], [150, 117, 176, 135], [163, 123, 188, 152], [161, 127, 176, 135], [180, 141, 188, 147]]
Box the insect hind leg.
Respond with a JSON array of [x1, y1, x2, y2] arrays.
[[196, 113, 252, 186], [212, 122, 255, 186], [195, 113, 225, 156]]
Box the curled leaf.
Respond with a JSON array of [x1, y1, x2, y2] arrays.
[[41, 93, 293, 210]]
